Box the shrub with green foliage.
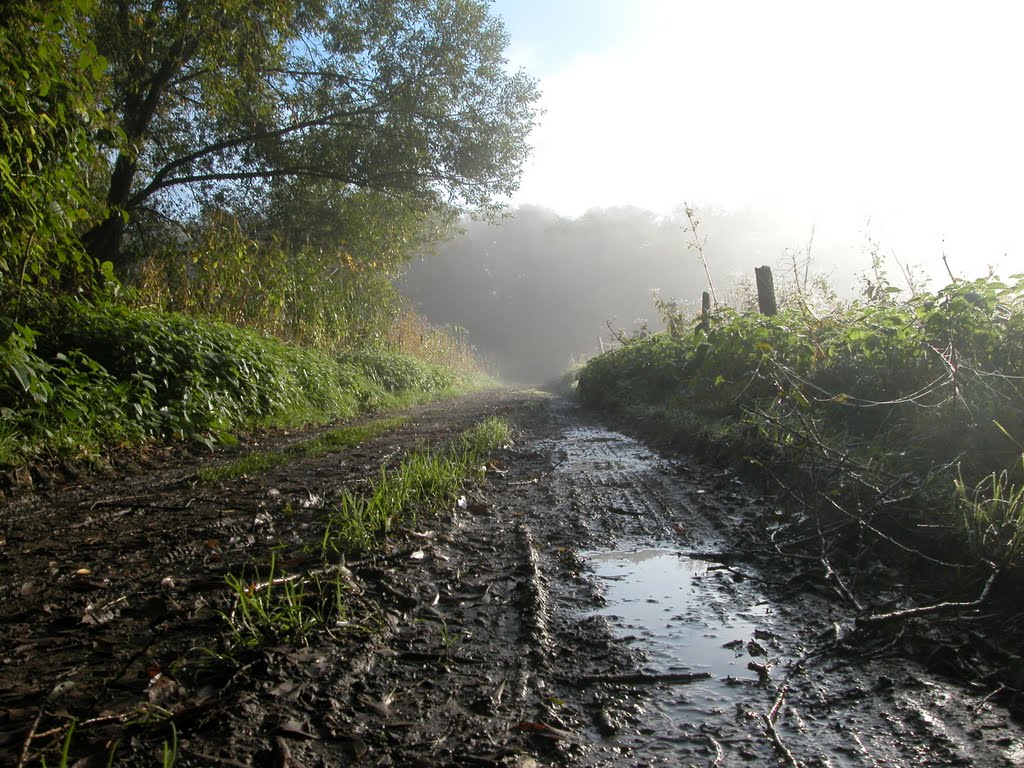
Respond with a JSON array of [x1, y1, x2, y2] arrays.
[[0, 300, 489, 467], [0, 0, 110, 308], [577, 275, 1024, 566]]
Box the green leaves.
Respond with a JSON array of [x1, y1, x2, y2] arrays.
[[0, 298, 480, 467], [0, 0, 109, 307], [579, 273, 1024, 482], [84, 0, 540, 271]]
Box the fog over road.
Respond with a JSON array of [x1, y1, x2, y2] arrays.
[[400, 206, 866, 384]]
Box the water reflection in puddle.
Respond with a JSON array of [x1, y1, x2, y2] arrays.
[[586, 547, 769, 683]]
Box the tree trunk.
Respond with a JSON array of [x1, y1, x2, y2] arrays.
[[81, 45, 187, 273], [81, 153, 138, 273]]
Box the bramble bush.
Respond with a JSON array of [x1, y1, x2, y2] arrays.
[[577, 274, 1024, 566]]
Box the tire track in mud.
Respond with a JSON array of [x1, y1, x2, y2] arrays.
[[2, 390, 1022, 767], [513, 400, 1024, 767]]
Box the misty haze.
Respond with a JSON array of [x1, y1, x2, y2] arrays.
[[400, 205, 864, 384]]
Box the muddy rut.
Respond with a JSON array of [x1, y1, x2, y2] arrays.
[[0, 390, 1021, 766]]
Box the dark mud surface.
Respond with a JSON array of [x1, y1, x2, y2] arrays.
[[1, 389, 1022, 766]]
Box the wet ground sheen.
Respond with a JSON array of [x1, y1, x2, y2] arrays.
[[1, 389, 1021, 766]]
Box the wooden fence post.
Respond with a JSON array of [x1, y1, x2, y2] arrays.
[[755, 266, 778, 316], [698, 291, 711, 332]]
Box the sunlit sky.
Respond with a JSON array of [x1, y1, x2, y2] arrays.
[[489, 0, 1024, 283]]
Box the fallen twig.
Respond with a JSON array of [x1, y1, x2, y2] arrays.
[[244, 562, 354, 594], [762, 685, 799, 767], [972, 684, 1007, 715], [857, 564, 998, 626], [707, 734, 725, 765], [16, 708, 44, 768], [821, 556, 862, 612]]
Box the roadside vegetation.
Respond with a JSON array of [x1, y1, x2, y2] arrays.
[[577, 267, 1024, 576], [196, 415, 410, 483], [0, 0, 538, 474], [1, 300, 491, 469], [224, 416, 512, 647]]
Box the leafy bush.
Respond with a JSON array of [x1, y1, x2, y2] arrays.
[[577, 274, 1024, 566], [339, 346, 454, 394], [0, 300, 486, 467], [0, 0, 110, 308]]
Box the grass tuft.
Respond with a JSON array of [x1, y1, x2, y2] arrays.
[[321, 417, 510, 557], [222, 554, 347, 647], [956, 456, 1024, 567], [198, 416, 408, 483]]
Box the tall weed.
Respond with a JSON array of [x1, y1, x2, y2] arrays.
[[130, 213, 404, 352]]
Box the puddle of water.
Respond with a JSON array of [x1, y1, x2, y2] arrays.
[[585, 547, 768, 682], [580, 544, 794, 759], [550, 421, 1024, 765]]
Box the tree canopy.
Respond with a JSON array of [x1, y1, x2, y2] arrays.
[[82, 0, 540, 272]]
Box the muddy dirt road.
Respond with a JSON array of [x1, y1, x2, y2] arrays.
[[1, 389, 1022, 766]]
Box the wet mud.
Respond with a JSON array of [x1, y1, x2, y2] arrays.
[[0, 389, 1021, 766]]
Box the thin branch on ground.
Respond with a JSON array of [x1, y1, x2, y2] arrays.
[[16, 708, 44, 768], [762, 685, 799, 767], [857, 564, 999, 626]]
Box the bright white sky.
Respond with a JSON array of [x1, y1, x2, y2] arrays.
[[490, 0, 1024, 283]]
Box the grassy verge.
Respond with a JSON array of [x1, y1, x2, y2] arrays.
[[221, 417, 512, 647], [196, 416, 409, 483], [0, 300, 493, 470], [576, 275, 1024, 574]]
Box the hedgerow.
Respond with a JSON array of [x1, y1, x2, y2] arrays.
[[577, 274, 1024, 567]]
